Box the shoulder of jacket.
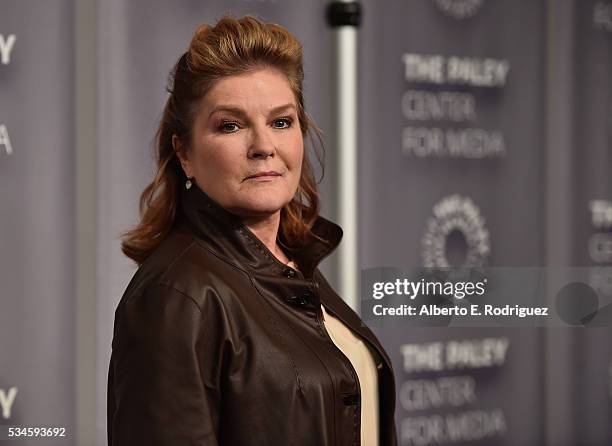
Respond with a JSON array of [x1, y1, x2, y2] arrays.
[[121, 228, 250, 312]]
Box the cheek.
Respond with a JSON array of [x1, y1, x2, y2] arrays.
[[288, 134, 305, 169], [196, 143, 240, 178]]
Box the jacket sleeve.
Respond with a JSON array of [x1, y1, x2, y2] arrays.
[[108, 283, 223, 445]]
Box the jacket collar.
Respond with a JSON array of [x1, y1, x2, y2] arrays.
[[177, 184, 343, 279]]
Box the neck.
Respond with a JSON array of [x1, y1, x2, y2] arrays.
[[242, 211, 289, 264]]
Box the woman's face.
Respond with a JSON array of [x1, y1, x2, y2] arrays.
[[176, 67, 304, 219]]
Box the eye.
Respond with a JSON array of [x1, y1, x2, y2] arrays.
[[272, 118, 293, 129], [219, 121, 240, 133]]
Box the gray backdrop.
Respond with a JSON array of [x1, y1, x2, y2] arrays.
[[0, 1, 610, 445], [359, 1, 545, 444], [570, 0, 612, 443], [0, 1, 75, 445]]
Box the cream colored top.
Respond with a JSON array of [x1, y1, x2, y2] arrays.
[[321, 305, 380, 446]]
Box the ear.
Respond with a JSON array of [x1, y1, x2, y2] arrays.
[[172, 134, 193, 178]]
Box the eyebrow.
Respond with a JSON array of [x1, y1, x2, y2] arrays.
[[208, 103, 297, 119]]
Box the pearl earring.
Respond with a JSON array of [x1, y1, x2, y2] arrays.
[[185, 178, 193, 190]]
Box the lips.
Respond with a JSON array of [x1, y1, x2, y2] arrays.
[[245, 171, 282, 180]]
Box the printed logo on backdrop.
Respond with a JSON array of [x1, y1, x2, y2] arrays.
[[422, 194, 490, 267], [0, 124, 13, 156], [400, 338, 508, 444], [589, 200, 612, 300], [432, 0, 484, 20], [609, 361, 612, 399], [401, 53, 508, 159], [593, 2, 612, 32], [0, 34, 16, 65], [1, 34, 16, 157], [0, 387, 18, 419]]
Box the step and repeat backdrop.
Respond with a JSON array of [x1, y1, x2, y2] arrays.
[[359, 1, 546, 445], [0, 1, 611, 445], [569, 1, 612, 444], [0, 1, 75, 445], [358, 1, 612, 445]]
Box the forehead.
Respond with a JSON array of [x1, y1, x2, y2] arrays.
[[201, 68, 297, 112]]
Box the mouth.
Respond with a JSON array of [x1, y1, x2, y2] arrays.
[[244, 171, 282, 181]]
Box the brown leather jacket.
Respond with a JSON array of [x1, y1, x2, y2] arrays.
[[107, 185, 398, 445]]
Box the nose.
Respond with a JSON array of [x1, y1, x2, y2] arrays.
[[248, 125, 276, 159]]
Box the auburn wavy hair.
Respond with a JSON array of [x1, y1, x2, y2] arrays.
[[121, 15, 325, 264]]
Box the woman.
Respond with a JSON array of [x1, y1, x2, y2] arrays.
[[107, 15, 397, 446]]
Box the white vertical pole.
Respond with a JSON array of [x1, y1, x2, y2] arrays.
[[330, 1, 360, 312]]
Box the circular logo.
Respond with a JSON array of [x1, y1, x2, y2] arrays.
[[588, 232, 612, 264], [422, 194, 490, 267], [432, 0, 484, 20]]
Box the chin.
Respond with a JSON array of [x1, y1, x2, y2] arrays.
[[231, 194, 292, 217]]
